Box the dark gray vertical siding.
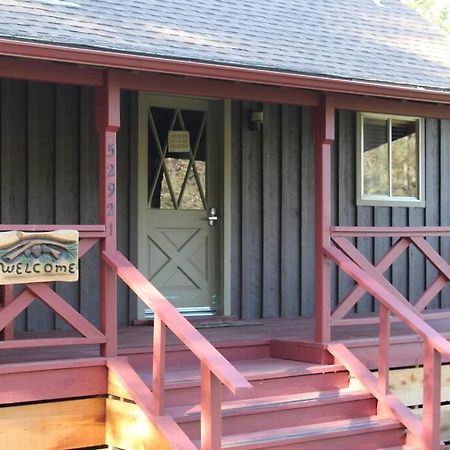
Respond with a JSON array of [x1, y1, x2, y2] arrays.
[[229, 101, 242, 317], [440, 120, 450, 308], [0, 79, 135, 332], [27, 82, 56, 331], [231, 104, 450, 319], [333, 112, 450, 314], [300, 108, 316, 315], [231, 101, 315, 318], [281, 105, 301, 317], [241, 101, 263, 319], [262, 103, 281, 317], [425, 119, 440, 309], [55, 85, 80, 330]]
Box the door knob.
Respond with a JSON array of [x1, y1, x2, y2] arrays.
[[208, 207, 218, 226]]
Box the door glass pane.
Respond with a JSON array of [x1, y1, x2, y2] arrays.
[[391, 119, 418, 198], [148, 107, 207, 210], [363, 117, 389, 196]]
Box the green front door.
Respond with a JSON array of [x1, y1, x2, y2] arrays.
[[137, 95, 222, 318]]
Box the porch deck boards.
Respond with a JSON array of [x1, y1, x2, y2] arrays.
[[1, 315, 450, 366]]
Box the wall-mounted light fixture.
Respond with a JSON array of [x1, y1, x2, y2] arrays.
[[249, 110, 264, 131]]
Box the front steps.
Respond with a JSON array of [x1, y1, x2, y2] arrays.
[[132, 343, 413, 449]]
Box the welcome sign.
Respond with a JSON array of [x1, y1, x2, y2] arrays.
[[0, 230, 79, 284]]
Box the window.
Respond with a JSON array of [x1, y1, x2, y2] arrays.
[[357, 112, 425, 207]]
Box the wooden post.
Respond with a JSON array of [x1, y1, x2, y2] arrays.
[[201, 363, 222, 450], [0, 285, 14, 340], [378, 304, 390, 394], [96, 71, 120, 357], [423, 341, 441, 450], [314, 95, 335, 343], [152, 315, 166, 416]]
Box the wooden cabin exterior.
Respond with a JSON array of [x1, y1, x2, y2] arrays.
[[1, 1, 450, 449]]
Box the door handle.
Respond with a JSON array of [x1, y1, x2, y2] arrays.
[[208, 207, 218, 226]]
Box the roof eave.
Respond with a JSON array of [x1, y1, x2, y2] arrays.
[[0, 38, 449, 104]]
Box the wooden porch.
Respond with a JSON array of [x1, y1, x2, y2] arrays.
[[2, 315, 450, 368]]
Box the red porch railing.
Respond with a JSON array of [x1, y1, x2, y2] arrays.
[[324, 226, 450, 450], [0, 224, 107, 350], [103, 249, 253, 450]]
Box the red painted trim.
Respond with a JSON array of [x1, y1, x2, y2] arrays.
[[325, 244, 450, 357], [315, 95, 335, 343], [0, 285, 14, 341], [103, 249, 253, 395], [0, 56, 103, 86], [331, 238, 410, 320], [79, 238, 100, 258], [26, 283, 105, 338], [0, 336, 105, 349], [117, 71, 319, 106], [423, 343, 442, 449], [328, 343, 423, 441], [97, 71, 120, 358], [0, 357, 107, 374], [0, 289, 35, 331], [107, 357, 197, 450], [329, 93, 450, 120], [0, 364, 107, 405], [415, 275, 448, 312], [0, 224, 106, 238], [1, 38, 450, 104], [200, 363, 222, 450], [378, 305, 390, 395], [152, 316, 166, 416], [332, 309, 450, 326], [331, 226, 450, 237]]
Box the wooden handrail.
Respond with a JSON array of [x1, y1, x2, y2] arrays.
[[324, 245, 450, 358], [325, 243, 449, 449], [331, 226, 450, 238], [0, 224, 106, 238], [103, 249, 252, 395]]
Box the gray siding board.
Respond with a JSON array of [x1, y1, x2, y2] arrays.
[[337, 111, 357, 308], [79, 86, 100, 327], [229, 101, 242, 318], [391, 208, 408, 301], [281, 105, 301, 317], [425, 119, 440, 309], [300, 107, 314, 316], [117, 91, 131, 326], [27, 82, 56, 332], [127, 91, 139, 323], [440, 120, 450, 308], [55, 84, 81, 330], [0, 79, 28, 332], [241, 101, 263, 319], [408, 205, 425, 306], [262, 103, 281, 317]]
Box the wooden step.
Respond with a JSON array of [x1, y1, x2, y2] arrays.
[[218, 416, 406, 449], [136, 358, 349, 407], [170, 388, 376, 439]]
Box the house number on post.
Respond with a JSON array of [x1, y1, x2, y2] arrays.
[[106, 143, 116, 236]]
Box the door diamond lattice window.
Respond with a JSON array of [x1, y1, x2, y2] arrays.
[[148, 107, 207, 210]]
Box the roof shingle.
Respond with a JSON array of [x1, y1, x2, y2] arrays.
[[0, 0, 449, 90]]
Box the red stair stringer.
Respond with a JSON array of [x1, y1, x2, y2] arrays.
[[327, 343, 427, 448], [106, 357, 196, 450]]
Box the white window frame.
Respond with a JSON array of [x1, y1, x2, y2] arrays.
[[356, 112, 425, 208]]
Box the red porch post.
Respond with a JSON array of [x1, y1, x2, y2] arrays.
[[96, 71, 120, 357], [314, 95, 335, 343]]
